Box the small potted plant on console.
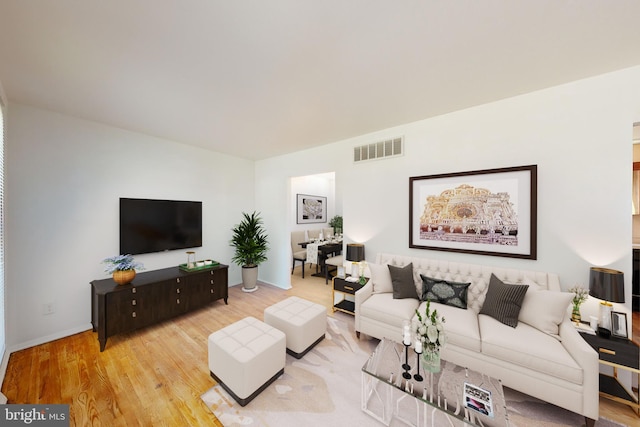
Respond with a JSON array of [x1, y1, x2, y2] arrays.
[[103, 254, 144, 285]]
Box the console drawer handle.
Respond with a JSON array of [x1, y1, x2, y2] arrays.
[[344, 286, 354, 291], [599, 348, 615, 356]]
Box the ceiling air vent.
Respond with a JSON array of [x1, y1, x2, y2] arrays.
[[353, 137, 403, 163]]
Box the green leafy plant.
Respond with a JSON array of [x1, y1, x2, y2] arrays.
[[329, 215, 343, 233], [102, 254, 144, 274], [230, 211, 269, 267]]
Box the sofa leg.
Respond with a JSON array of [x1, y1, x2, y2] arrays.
[[584, 417, 595, 427], [356, 331, 360, 339]]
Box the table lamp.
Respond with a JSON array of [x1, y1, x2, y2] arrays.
[[588, 267, 625, 337], [346, 243, 365, 278]]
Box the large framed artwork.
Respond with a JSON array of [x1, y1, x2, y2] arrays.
[[409, 165, 537, 259], [297, 194, 327, 224]]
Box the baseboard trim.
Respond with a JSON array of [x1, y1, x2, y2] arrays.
[[9, 324, 93, 353]]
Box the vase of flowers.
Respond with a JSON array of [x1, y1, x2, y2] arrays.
[[415, 300, 446, 373], [568, 285, 589, 324], [103, 254, 144, 285]]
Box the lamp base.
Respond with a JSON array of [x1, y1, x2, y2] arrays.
[[599, 301, 613, 331]]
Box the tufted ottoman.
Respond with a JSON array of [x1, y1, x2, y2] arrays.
[[208, 316, 286, 406], [264, 296, 327, 359]]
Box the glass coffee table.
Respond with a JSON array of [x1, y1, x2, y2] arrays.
[[362, 338, 509, 427]]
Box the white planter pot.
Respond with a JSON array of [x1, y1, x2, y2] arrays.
[[241, 265, 259, 292]]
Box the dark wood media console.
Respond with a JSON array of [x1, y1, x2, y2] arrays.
[[91, 264, 228, 351]]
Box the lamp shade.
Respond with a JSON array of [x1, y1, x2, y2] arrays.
[[589, 267, 625, 303], [346, 243, 365, 262]]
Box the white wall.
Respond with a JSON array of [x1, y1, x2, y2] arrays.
[[256, 66, 640, 325], [5, 103, 255, 350]]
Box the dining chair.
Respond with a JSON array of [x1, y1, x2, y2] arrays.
[[291, 231, 307, 278], [325, 255, 343, 284]]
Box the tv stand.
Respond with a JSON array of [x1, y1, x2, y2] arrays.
[[91, 264, 228, 351]]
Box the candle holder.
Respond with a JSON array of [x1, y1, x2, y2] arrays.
[[413, 348, 423, 382], [402, 343, 412, 379]]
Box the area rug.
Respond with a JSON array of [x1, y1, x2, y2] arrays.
[[201, 316, 627, 427]]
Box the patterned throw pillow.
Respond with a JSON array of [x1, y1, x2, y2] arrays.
[[388, 263, 418, 300], [420, 274, 471, 309], [479, 274, 529, 328]]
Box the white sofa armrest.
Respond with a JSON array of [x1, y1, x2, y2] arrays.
[[558, 320, 599, 420], [354, 281, 374, 333]]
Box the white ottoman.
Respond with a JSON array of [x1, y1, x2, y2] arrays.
[[208, 316, 286, 406], [264, 296, 327, 359]]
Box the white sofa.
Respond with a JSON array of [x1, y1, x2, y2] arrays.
[[354, 253, 599, 425]]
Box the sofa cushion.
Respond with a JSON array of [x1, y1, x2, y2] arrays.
[[479, 274, 529, 327], [360, 293, 420, 329], [389, 263, 419, 300], [518, 290, 573, 339], [479, 314, 583, 385], [420, 274, 471, 309], [414, 301, 481, 353], [369, 262, 393, 294]]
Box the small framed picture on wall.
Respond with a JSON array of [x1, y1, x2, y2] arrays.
[[297, 194, 327, 224]]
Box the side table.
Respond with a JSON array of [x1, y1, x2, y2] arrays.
[[332, 276, 367, 315], [580, 332, 640, 416]]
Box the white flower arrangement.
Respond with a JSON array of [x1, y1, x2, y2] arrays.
[[414, 300, 446, 353], [568, 285, 589, 307]]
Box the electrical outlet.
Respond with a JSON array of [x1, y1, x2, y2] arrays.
[[43, 302, 55, 315]]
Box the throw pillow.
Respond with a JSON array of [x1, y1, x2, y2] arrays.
[[368, 263, 393, 294], [420, 274, 471, 309], [519, 290, 574, 339], [388, 263, 418, 300], [479, 274, 529, 328]]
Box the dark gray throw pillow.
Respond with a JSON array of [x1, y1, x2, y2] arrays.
[[388, 263, 418, 300], [420, 274, 471, 309], [479, 274, 529, 328]]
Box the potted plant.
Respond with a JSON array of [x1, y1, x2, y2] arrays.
[[102, 254, 144, 285], [230, 211, 269, 292], [329, 215, 343, 235]]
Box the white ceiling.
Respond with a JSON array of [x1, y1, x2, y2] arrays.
[[2, 1, 640, 160]]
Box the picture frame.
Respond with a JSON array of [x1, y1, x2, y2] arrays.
[[409, 165, 537, 259], [611, 311, 628, 339], [296, 194, 327, 224]]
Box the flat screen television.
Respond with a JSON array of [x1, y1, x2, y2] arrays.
[[120, 198, 203, 255]]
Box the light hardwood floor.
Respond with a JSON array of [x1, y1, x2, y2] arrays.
[[1, 268, 638, 426]]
